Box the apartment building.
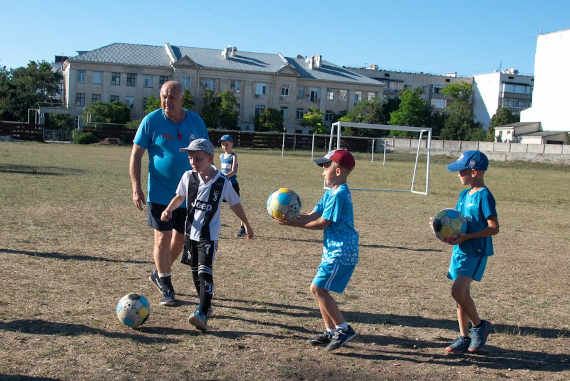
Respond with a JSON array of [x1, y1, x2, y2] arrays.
[[473, 69, 533, 130], [62, 43, 384, 132], [347, 65, 473, 111]]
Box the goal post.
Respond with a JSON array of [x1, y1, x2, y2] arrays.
[[329, 121, 432, 195]]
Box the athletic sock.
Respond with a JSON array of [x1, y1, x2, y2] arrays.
[[158, 272, 171, 278]]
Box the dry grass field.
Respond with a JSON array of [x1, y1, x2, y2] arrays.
[[0, 141, 568, 380]]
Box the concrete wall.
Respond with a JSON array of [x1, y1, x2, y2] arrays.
[[384, 138, 570, 164]]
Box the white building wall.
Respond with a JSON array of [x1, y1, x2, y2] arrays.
[[473, 72, 500, 130], [520, 29, 570, 132]]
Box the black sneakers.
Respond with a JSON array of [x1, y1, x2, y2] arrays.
[[308, 330, 333, 346], [236, 226, 246, 238], [149, 270, 176, 306], [325, 325, 357, 351]]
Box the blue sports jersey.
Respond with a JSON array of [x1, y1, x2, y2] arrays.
[[313, 183, 359, 265], [133, 108, 208, 206], [219, 152, 238, 184], [453, 187, 497, 257]]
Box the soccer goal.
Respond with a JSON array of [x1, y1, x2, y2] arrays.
[[327, 121, 432, 195]]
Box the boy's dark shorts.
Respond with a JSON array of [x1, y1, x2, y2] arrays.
[[147, 202, 186, 234]]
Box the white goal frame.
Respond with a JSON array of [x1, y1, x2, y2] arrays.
[[328, 121, 432, 195]]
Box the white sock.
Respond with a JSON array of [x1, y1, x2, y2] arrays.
[[158, 272, 171, 278], [326, 328, 334, 334], [336, 322, 349, 331]]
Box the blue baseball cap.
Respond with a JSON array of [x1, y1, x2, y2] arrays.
[[219, 134, 233, 143], [446, 150, 489, 171]]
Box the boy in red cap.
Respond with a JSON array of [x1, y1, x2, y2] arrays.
[[278, 149, 359, 351]]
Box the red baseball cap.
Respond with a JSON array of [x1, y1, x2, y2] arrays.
[[314, 149, 355, 170]]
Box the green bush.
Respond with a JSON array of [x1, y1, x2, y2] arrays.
[[73, 132, 99, 144]]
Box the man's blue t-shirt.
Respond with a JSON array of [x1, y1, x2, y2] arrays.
[[133, 108, 208, 206], [313, 183, 359, 265], [453, 187, 497, 257]]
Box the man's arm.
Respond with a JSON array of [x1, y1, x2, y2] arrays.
[[129, 144, 146, 210]]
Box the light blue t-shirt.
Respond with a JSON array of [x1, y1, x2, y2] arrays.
[[313, 183, 359, 265], [453, 187, 497, 257], [133, 108, 208, 206]]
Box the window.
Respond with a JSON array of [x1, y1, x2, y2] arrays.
[[111, 72, 121, 86], [368, 92, 376, 101], [324, 111, 334, 122], [255, 83, 267, 96], [92, 71, 102, 84], [354, 91, 362, 105], [296, 108, 304, 120], [254, 104, 265, 117], [432, 84, 444, 95], [231, 80, 241, 94], [280, 85, 289, 97], [126, 73, 136, 87], [201, 78, 215, 91], [144, 75, 153, 88], [339, 89, 348, 101], [502, 82, 531, 94], [327, 89, 334, 102], [280, 106, 288, 120], [91, 93, 101, 103], [388, 80, 403, 90], [159, 75, 169, 86], [77, 71, 86, 83], [125, 96, 135, 108], [309, 88, 319, 103], [431, 98, 447, 109], [297, 86, 305, 99], [182, 75, 191, 90], [110, 95, 120, 103], [75, 92, 85, 106]]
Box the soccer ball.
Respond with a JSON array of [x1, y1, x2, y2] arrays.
[[432, 209, 467, 244], [267, 188, 301, 220], [116, 293, 150, 329]]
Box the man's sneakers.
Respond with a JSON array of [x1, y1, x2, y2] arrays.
[[325, 325, 357, 351], [189, 309, 208, 331], [308, 330, 333, 346], [149, 270, 176, 306], [468, 320, 493, 353], [445, 320, 493, 354], [445, 336, 471, 353], [236, 226, 246, 238]]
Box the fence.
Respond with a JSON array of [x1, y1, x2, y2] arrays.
[[0, 121, 43, 141]]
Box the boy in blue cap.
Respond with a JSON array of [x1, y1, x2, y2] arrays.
[[444, 150, 500, 353], [218, 134, 246, 237]]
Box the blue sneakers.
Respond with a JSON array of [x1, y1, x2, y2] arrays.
[[468, 320, 493, 352], [325, 325, 356, 351], [149, 270, 162, 293], [445, 336, 471, 353], [159, 288, 176, 307], [189, 309, 208, 331]]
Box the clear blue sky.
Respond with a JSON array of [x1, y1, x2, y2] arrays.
[[2, 0, 568, 76]]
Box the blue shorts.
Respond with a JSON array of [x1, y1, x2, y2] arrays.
[[312, 262, 355, 293], [447, 253, 488, 282]]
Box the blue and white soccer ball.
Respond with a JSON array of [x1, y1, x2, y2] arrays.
[[116, 293, 150, 329], [266, 188, 301, 220]]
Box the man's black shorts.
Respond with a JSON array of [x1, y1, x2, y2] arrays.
[[147, 202, 186, 233]]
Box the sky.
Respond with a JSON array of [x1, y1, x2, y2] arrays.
[[2, 0, 568, 77]]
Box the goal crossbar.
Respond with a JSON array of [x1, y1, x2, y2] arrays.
[[329, 121, 432, 195]]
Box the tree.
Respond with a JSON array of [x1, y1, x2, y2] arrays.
[[182, 89, 194, 110], [0, 61, 62, 121], [200, 90, 239, 129], [255, 108, 283, 132], [339, 98, 387, 137], [389, 89, 432, 136], [144, 95, 160, 115], [439, 82, 485, 140], [83, 101, 131, 124], [300, 107, 325, 134], [45, 113, 74, 130], [488, 106, 519, 141]]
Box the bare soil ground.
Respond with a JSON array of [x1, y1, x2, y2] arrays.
[[1, 142, 568, 380]]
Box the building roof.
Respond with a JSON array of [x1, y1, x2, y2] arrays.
[[494, 122, 541, 131], [68, 42, 383, 86]]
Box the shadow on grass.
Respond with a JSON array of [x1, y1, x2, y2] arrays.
[[1, 248, 152, 265], [0, 376, 60, 381], [214, 296, 569, 339], [0, 319, 182, 344], [0, 164, 83, 176], [247, 235, 443, 253], [338, 335, 570, 372]]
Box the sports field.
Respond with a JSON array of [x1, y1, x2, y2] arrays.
[[1, 141, 568, 380]]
